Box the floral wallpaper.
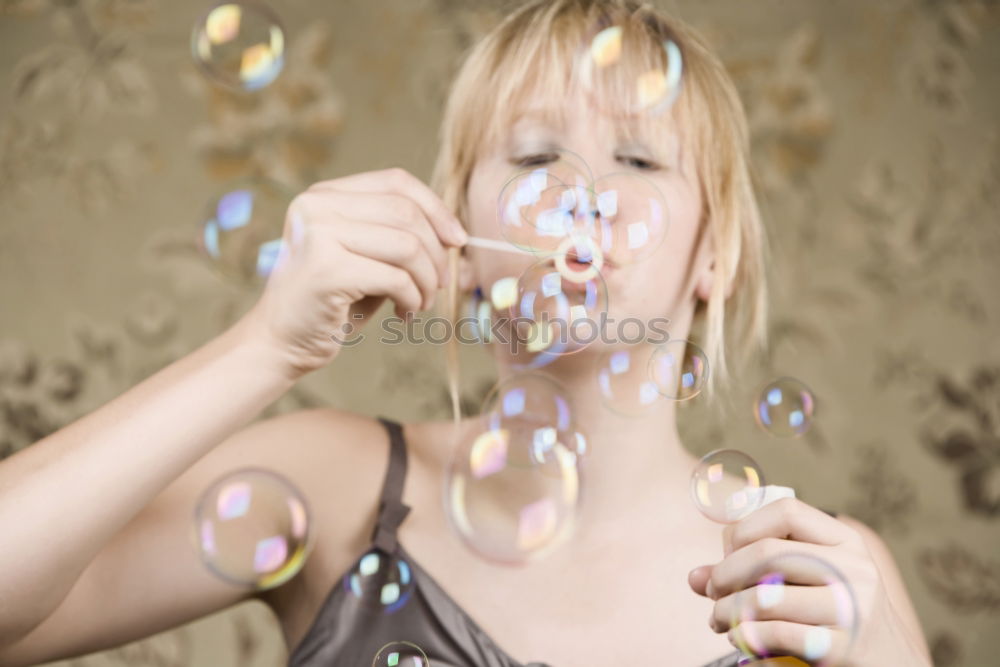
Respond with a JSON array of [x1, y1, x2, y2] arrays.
[[0, 0, 997, 666]]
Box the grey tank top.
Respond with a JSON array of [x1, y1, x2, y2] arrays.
[[287, 418, 742, 667]]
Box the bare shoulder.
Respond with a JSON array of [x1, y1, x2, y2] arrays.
[[225, 408, 395, 645], [203, 406, 393, 545]]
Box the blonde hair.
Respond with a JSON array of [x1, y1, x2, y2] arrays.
[[433, 0, 767, 415]]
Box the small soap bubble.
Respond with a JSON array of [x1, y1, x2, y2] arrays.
[[577, 18, 684, 117], [197, 179, 292, 285], [343, 549, 415, 614], [512, 257, 608, 361], [754, 377, 816, 438], [584, 172, 669, 266], [482, 372, 574, 436], [553, 234, 605, 284], [481, 373, 587, 466], [595, 346, 662, 416], [691, 449, 766, 524], [445, 425, 581, 564], [191, 2, 285, 91], [193, 468, 313, 589], [465, 278, 523, 345], [372, 641, 430, 667], [497, 151, 592, 255], [649, 339, 708, 400], [732, 553, 859, 666]]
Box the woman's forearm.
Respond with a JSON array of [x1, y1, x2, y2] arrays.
[[0, 314, 295, 643]]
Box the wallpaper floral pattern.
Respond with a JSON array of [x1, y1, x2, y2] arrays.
[[0, 0, 998, 665]]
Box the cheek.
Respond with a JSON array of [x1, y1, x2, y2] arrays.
[[606, 182, 703, 317], [464, 169, 501, 239], [464, 178, 537, 289]]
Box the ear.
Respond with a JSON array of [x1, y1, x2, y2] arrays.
[[694, 258, 714, 303], [693, 221, 716, 303], [693, 228, 734, 303]]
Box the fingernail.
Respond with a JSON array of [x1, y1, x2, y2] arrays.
[[452, 222, 468, 245]]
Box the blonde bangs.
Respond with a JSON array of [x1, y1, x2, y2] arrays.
[[435, 0, 768, 403], [434, 1, 696, 211]]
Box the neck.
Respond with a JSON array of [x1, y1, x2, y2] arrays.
[[492, 344, 699, 534]]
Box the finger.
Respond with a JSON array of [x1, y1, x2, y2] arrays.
[[708, 540, 835, 600], [723, 499, 855, 557], [305, 189, 450, 287], [311, 168, 468, 247], [712, 584, 848, 633], [688, 564, 713, 597], [729, 621, 852, 665], [336, 222, 439, 310], [345, 252, 423, 317], [263, 207, 308, 283]]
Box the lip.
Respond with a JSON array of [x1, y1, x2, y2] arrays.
[[565, 252, 615, 271], [558, 257, 614, 285]]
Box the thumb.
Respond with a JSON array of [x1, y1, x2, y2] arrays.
[[688, 564, 713, 597]]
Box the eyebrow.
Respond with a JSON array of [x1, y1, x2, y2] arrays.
[[615, 140, 655, 155], [508, 105, 567, 130]]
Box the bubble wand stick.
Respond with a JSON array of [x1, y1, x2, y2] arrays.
[[464, 236, 536, 255]]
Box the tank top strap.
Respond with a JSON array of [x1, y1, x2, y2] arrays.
[[371, 417, 412, 553]]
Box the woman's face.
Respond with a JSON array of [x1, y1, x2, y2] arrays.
[[463, 93, 708, 354]]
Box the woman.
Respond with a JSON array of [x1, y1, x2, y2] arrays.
[[0, 1, 932, 665]]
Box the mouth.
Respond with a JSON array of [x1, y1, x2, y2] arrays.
[[564, 254, 592, 271], [554, 250, 614, 288], [563, 248, 615, 272]]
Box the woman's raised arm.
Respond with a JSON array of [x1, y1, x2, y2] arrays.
[[0, 167, 464, 665]]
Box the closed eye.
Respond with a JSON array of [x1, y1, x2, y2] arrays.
[[511, 153, 561, 168], [616, 154, 660, 171]]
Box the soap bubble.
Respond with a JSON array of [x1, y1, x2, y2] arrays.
[[649, 339, 708, 400], [511, 257, 608, 361], [465, 277, 522, 345], [466, 286, 494, 345], [691, 449, 765, 523], [732, 553, 859, 666], [595, 346, 662, 416], [482, 372, 574, 438], [481, 372, 587, 465], [445, 425, 581, 564], [577, 19, 683, 117], [191, 2, 285, 91], [553, 234, 605, 284], [584, 172, 669, 266], [497, 151, 592, 254], [197, 179, 292, 285], [193, 468, 313, 589], [343, 549, 415, 614], [754, 378, 816, 438], [372, 641, 430, 667]]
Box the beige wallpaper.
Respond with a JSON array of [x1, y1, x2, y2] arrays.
[[1, 0, 998, 665]]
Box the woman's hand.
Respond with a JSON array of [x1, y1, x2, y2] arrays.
[[239, 167, 467, 379], [688, 498, 932, 666]]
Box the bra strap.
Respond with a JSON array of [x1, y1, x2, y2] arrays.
[[371, 417, 412, 553]]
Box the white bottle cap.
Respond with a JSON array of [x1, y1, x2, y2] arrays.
[[761, 485, 796, 506]]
